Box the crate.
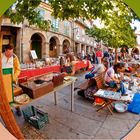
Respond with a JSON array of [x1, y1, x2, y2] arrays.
[[22, 106, 49, 129]]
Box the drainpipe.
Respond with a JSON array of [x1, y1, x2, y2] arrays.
[[20, 22, 24, 63]]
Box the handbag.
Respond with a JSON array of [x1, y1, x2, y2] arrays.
[[65, 66, 72, 73], [77, 86, 97, 101], [84, 87, 96, 101]]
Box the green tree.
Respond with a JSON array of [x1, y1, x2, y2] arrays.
[[4, 0, 50, 30], [49, 0, 138, 20], [86, 1, 137, 63]]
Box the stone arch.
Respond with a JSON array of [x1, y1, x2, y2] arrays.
[[49, 36, 60, 57], [120, 45, 129, 54], [30, 32, 46, 59], [62, 39, 71, 54], [132, 47, 139, 55]]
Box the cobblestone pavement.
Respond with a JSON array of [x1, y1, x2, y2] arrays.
[[14, 71, 140, 139]]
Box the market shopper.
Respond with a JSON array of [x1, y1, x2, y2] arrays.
[[104, 63, 126, 95], [85, 63, 106, 79], [96, 48, 103, 64]]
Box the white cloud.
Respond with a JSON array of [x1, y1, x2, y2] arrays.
[[131, 20, 140, 33], [93, 18, 104, 28]]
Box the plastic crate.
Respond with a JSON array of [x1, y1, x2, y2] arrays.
[[22, 106, 49, 129]]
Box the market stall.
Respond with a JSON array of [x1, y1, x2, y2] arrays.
[[19, 65, 61, 79]]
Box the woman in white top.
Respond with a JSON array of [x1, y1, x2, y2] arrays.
[[104, 63, 124, 87]]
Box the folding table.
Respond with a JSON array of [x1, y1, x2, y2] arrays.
[[94, 89, 134, 114]]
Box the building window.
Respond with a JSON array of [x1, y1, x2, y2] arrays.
[[75, 27, 80, 40], [37, 8, 45, 19], [64, 21, 69, 36], [42, 0, 49, 3], [51, 17, 59, 32], [82, 29, 85, 35]]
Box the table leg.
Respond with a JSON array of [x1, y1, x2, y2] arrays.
[[54, 91, 57, 105], [71, 82, 74, 112], [107, 104, 114, 115], [96, 100, 113, 113]]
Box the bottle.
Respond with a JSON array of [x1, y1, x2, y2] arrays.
[[16, 106, 22, 116]]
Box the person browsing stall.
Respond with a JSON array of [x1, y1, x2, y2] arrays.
[[104, 63, 123, 86], [85, 63, 106, 79], [104, 63, 126, 95]]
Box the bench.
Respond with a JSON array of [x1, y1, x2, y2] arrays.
[[93, 72, 118, 113], [76, 78, 95, 90], [76, 71, 117, 91], [76, 71, 118, 114], [93, 72, 117, 91]]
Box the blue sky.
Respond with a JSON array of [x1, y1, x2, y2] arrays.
[[132, 20, 140, 33]]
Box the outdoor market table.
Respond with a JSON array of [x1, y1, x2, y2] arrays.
[[123, 74, 140, 92], [74, 60, 88, 71], [19, 61, 89, 80], [12, 76, 77, 112], [53, 76, 77, 111], [19, 65, 61, 79], [94, 89, 134, 114]]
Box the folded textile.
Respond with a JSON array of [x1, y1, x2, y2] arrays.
[[128, 93, 140, 114]]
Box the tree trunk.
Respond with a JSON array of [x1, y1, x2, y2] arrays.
[[115, 48, 118, 64], [0, 16, 24, 139]]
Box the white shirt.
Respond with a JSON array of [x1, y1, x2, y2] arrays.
[[95, 64, 106, 74], [81, 50, 85, 57], [91, 64, 105, 75], [104, 67, 114, 82], [2, 53, 13, 69]]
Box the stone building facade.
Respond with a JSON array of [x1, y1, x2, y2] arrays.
[[1, 2, 95, 62]]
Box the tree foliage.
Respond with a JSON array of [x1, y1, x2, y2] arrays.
[[49, 0, 114, 20], [86, 24, 136, 49], [86, 1, 137, 48], [4, 0, 50, 31], [49, 0, 138, 49], [49, 0, 138, 20]]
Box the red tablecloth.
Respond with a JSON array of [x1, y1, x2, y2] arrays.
[[75, 60, 89, 71], [19, 61, 90, 79], [19, 65, 61, 79]]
